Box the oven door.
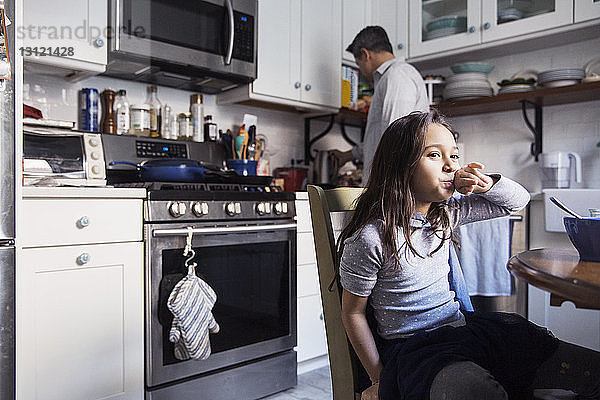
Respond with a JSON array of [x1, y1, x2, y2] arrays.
[[146, 220, 296, 387], [112, 0, 256, 79]]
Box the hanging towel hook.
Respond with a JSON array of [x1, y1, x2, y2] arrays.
[[183, 227, 197, 272]]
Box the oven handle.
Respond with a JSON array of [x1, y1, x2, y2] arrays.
[[224, 0, 234, 65], [152, 223, 297, 237]]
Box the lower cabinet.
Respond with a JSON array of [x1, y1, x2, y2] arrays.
[[19, 242, 144, 400], [295, 195, 328, 366]]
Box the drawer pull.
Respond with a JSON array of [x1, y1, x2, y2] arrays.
[[76, 216, 90, 228], [76, 253, 90, 265]]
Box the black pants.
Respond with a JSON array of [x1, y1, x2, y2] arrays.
[[429, 340, 600, 400]]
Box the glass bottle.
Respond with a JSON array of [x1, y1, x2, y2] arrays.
[[161, 104, 176, 140], [177, 112, 192, 140], [203, 115, 217, 142], [130, 104, 150, 137], [145, 85, 162, 137], [190, 94, 204, 142], [113, 89, 130, 135]]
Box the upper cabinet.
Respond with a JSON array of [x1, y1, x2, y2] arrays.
[[574, 0, 600, 23], [23, 0, 107, 78], [409, 0, 577, 58], [341, 0, 408, 63], [219, 0, 341, 112]]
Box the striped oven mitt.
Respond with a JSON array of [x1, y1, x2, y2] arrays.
[[167, 268, 220, 361]]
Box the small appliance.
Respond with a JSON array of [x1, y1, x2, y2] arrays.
[[540, 151, 582, 189], [313, 149, 339, 186]]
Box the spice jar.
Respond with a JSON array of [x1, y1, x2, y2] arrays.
[[130, 104, 150, 137], [177, 112, 192, 140]]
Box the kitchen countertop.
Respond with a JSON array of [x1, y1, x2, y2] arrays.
[[22, 186, 147, 199]]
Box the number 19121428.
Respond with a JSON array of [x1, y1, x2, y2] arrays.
[[19, 47, 74, 57]]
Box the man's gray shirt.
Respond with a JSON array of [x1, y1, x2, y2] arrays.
[[339, 176, 530, 339], [353, 58, 429, 181]]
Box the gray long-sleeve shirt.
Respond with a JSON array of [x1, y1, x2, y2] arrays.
[[352, 58, 429, 181], [339, 176, 530, 339]]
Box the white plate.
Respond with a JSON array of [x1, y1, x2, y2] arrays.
[[540, 79, 580, 87]]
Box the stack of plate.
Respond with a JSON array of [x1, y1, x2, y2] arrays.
[[538, 69, 585, 87], [498, 84, 535, 94], [424, 15, 467, 41], [443, 72, 494, 101], [497, 7, 523, 23]]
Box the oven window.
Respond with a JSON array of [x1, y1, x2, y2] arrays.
[[160, 241, 290, 365], [124, 0, 226, 56], [23, 134, 84, 173]]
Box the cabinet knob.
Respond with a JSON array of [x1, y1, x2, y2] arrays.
[[294, 81, 301, 89], [304, 84, 311, 91], [320, 313, 324, 320], [397, 43, 403, 50], [469, 26, 476, 33], [76, 216, 90, 228], [93, 38, 105, 48], [483, 22, 491, 30], [76, 253, 90, 265]]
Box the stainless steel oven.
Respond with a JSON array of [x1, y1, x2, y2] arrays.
[[143, 190, 297, 400]]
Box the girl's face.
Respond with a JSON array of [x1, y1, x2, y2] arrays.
[[410, 123, 460, 213]]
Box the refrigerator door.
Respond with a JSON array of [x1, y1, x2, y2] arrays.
[[0, 0, 14, 241], [0, 246, 14, 399]]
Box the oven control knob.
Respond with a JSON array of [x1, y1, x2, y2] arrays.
[[256, 202, 271, 216], [192, 201, 209, 217], [225, 202, 236, 216], [274, 202, 284, 215], [168, 201, 187, 218]]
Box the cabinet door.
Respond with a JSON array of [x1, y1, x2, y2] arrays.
[[342, 0, 372, 62], [301, 0, 342, 108], [575, 0, 600, 22], [22, 0, 107, 70], [409, 0, 481, 58], [18, 242, 144, 400], [372, 0, 409, 60], [252, 0, 302, 101], [297, 295, 328, 362], [481, 0, 573, 42]]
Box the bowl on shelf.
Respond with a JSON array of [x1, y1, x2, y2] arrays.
[[563, 216, 600, 262], [426, 15, 467, 32], [451, 62, 495, 74]]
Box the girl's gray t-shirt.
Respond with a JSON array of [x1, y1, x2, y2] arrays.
[[339, 176, 530, 340]]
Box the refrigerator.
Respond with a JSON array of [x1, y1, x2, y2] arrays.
[[0, 0, 15, 398]]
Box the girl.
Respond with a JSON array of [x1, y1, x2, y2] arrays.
[[338, 110, 600, 400]]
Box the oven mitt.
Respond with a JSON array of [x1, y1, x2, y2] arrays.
[[167, 268, 220, 361]]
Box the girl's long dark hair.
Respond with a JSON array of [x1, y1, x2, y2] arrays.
[[337, 110, 456, 274]]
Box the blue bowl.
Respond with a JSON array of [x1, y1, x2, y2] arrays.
[[563, 217, 600, 262], [226, 159, 258, 176]]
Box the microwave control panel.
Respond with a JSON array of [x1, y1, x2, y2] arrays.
[[233, 12, 254, 62]]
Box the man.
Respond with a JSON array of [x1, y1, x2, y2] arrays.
[[333, 26, 429, 182]]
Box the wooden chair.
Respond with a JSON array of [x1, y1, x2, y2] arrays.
[[307, 184, 366, 400]]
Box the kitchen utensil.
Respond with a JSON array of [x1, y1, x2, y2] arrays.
[[549, 196, 582, 219], [109, 158, 206, 182], [234, 134, 245, 159], [564, 216, 600, 262], [540, 151, 582, 188]]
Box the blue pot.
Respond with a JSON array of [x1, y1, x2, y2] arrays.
[[563, 217, 600, 262], [226, 159, 257, 176]]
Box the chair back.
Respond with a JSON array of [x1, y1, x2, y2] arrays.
[[307, 185, 365, 400]]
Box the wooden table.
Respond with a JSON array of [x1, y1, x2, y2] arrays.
[[508, 248, 600, 310]]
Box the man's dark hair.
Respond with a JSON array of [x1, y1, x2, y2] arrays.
[[345, 26, 393, 59]]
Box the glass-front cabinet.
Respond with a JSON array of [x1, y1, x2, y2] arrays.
[[409, 0, 576, 58]]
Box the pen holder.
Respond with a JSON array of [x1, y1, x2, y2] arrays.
[[226, 159, 258, 176]]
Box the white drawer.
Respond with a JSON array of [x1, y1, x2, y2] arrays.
[[297, 295, 328, 362], [298, 263, 320, 298], [22, 198, 143, 247], [297, 232, 317, 265], [295, 199, 313, 233]]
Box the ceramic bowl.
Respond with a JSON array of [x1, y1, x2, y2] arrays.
[[426, 16, 467, 32], [451, 62, 495, 74], [563, 217, 600, 262]]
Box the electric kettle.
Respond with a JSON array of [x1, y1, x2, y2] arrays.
[[540, 151, 582, 188], [314, 150, 339, 185]]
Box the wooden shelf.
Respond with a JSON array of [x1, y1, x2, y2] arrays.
[[436, 80, 600, 117]]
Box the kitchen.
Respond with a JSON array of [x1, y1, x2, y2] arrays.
[[1, 0, 600, 399]]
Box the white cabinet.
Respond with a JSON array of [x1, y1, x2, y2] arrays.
[[23, 0, 107, 77], [575, 0, 600, 22], [219, 0, 341, 112], [17, 188, 145, 400], [295, 194, 328, 366], [341, 0, 408, 62], [409, 0, 575, 58]]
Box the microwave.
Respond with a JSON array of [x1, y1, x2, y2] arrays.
[[23, 127, 107, 187], [105, 0, 257, 93]]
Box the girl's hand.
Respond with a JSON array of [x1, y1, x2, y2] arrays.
[[361, 382, 379, 400], [454, 162, 494, 194]]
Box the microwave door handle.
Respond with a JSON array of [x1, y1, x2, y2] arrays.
[[224, 0, 234, 65], [153, 223, 297, 237]]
